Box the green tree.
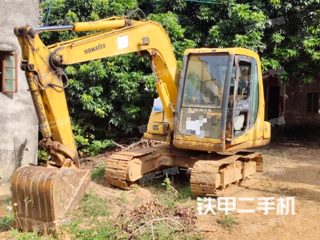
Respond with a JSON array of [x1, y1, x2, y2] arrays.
[[140, 0, 320, 82]]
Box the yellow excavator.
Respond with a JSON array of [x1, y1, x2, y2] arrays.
[[12, 12, 271, 233]]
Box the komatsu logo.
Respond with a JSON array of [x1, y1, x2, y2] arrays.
[[84, 43, 106, 54]]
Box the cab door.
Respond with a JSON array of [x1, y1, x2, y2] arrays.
[[229, 55, 259, 143]]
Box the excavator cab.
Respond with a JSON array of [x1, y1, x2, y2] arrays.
[[173, 49, 271, 152]]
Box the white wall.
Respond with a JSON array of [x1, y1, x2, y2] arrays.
[[0, 0, 39, 184]]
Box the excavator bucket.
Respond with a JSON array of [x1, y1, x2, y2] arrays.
[[11, 164, 91, 234]]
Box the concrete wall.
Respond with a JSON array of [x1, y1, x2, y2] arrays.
[[0, 0, 39, 184]]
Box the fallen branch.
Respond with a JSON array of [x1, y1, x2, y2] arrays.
[[113, 138, 167, 152], [112, 141, 127, 149], [126, 138, 144, 150], [129, 217, 185, 239]]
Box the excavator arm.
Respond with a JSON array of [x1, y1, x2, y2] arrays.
[[15, 16, 179, 167], [12, 16, 180, 233]]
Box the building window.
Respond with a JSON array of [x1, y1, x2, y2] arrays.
[[307, 92, 319, 113], [0, 52, 18, 93]]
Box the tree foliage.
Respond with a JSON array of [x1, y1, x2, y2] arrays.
[[140, 0, 320, 82], [40, 0, 320, 154], [39, 0, 194, 154]]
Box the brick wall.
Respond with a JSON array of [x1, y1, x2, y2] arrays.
[[285, 81, 320, 126]]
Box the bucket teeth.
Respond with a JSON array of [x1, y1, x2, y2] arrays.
[[12, 165, 91, 234]]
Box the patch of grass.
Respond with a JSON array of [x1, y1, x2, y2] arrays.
[[79, 190, 110, 217], [118, 191, 127, 206], [177, 186, 193, 203], [61, 218, 121, 240], [0, 212, 13, 232], [91, 166, 105, 180], [217, 215, 238, 232], [10, 229, 56, 240], [59, 176, 200, 240], [60, 190, 120, 239]]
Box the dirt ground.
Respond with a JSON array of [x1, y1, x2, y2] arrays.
[[197, 141, 320, 240], [1, 140, 320, 239], [83, 140, 320, 240]]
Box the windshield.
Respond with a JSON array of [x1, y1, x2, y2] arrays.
[[179, 53, 229, 139], [182, 53, 229, 108]]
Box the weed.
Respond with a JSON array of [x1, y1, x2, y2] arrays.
[[0, 212, 13, 231], [159, 176, 179, 208], [91, 166, 105, 180], [38, 149, 51, 162], [217, 215, 238, 232], [163, 175, 176, 192]]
